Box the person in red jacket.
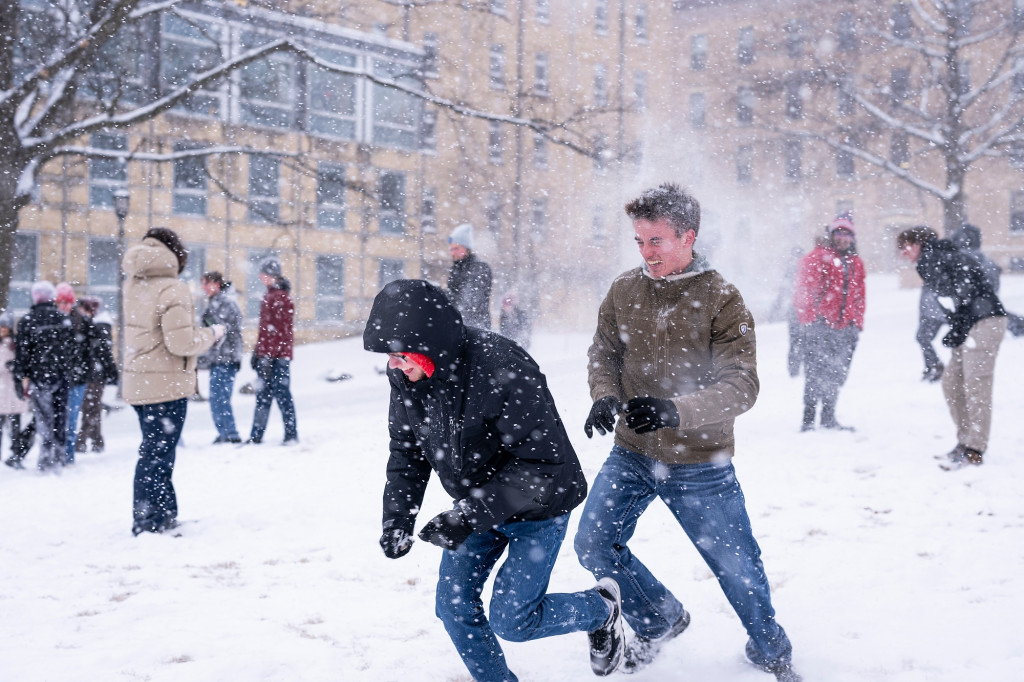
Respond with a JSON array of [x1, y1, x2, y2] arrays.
[[792, 214, 866, 431], [246, 259, 298, 445]]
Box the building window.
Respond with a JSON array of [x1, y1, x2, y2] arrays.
[[239, 31, 296, 129], [172, 142, 207, 216], [534, 134, 548, 168], [892, 2, 913, 40], [88, 238, 120, 316], [486, 193, 503, 234], [181, 245, 206, 288], [89, 132, 127, 208], [784, 138, 802, 182], [534, 53, 549, 96], [634, 71, 647, 112], [488, 121, 504, 165], [635, 4, 648, 42], [1015, 0, 1024, 29], [379, 171, 406, 235], [595, 0, 608, 34], [1012, 191, 1024, 232], [891, 68, 910, 107], [248, 155, 280, 224], [736, 145, 753, 184], [420, 107, 437, 152], [8, 233, 38, 312], [691, 35, 707, 71], [593, 135, 608, 173], [836, 146, 855, 178], [246, 250, 277, 318], [785, 73, 803, 119], [372, 58, 421, 150], [422, 33, 439, 78], [317, 163, 346, 230], [315, 255, 345, 321], [1011, 141, 1024, 171], [421, 187, 437, 233], [738, 26, 755, 65], [308, 47, 358, 140], [954, 59, 970, 96], [490, 45, 505, 89], [838, 12, 857, 52], [838, 75, 856, 116], [536, 0, 550, 23], [379, 258, 405, 288], [489, 0, 506, 16], [160, 15, 225, 117], [690, 93, 706, 129], [737, 86, 754, 125], [530, 197, 548, 243], [890, 132, 910, 167], [1014, 56, 1024, 95], [594, 63, 608, 107], [785, 21, 804, 59]]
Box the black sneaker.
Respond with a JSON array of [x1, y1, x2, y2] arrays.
[[935, 444, 966, 462], [940, 447, 983, 471], [4, 458, 25, 470], [621, 609, 690, 674], [746, 642, 802, 682], [589, 578, 625, 676]]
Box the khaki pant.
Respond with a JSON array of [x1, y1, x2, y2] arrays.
[[942, 316, 1007, 453]]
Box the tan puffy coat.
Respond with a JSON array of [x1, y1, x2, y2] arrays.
[[121, 237, 217, 406], [588, 259, 759, 464]]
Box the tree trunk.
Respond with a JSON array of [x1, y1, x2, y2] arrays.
[[0, 199, 19, 311]]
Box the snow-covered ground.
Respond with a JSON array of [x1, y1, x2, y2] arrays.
[[1, 274, 1022, 682]]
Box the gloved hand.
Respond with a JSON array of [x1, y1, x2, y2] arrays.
[[211, 324, 226, 341], [922, 360, 943, 383], [379, 525, 414, 559], [584, 396, 621, 438], [250, 354, 259, 371], [624, 397, 680, 434], [418, 508, 474, 550]]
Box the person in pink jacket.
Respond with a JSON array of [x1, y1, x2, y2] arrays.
[[792, 214, 866, 431]]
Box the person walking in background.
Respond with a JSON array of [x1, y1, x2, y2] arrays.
[[576, 183, 800, 681], [498, 291, 532, 349], [897, 226, 1007, 470], [0, 311, 33, 469], [75, 297, 118, 454], [56, 283, 90, 464], [951, 223, 1024, 337], [447, 223, 493, 330], [792, 213, 866, 431], [122, 227, 224, 535], [200, 271, 243, 444], [363, 279, 625, 680], [247, 259, 297, 446], [13, 281, 75, 472]]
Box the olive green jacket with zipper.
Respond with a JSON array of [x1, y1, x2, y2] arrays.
[[121, 237, 217, 406], [587, 254, 759, 464]]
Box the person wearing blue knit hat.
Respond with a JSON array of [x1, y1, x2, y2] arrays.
[[447, 223, 493, 329]]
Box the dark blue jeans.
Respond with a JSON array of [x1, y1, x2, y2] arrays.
[[30, 379, 69, 471], [65, 382, 86, 463], [250, 357, 297, 442], [132, 398, 187, 535], [574, 445, 792, 667], [436, 514, 610, 682], [209, 363, 240, 441]]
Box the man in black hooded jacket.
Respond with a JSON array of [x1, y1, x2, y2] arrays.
[[363, 279, 625, 680]]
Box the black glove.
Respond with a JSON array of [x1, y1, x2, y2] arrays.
[[250, 354, 259, 371], [418, 508, 474, 550], [623, 397, 680, 434], [922, 359, 943, 383], [14, 379, 25, 401], [584, 396, 621, 438], [379, 526, 414, 559]]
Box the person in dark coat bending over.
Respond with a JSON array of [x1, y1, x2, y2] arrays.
[[446, 223, 493, 329], [363, 279, 625, 681]]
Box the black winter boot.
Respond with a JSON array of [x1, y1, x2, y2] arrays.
[[800, 405, 815, 432]]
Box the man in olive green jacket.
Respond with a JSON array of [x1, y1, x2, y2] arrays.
[[574, 183, 800, 682], [122, 228, 223, 535]]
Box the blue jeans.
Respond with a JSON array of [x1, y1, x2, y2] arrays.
[[132, 398, 187, 535], [65, 383, 87, 462], [249, 358, 297, 442], [436, 514, 610, 682], [574, 445, 792, 667], [209, 363, 240, 441]]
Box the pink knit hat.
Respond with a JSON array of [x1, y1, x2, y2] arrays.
[[829, 213, 855, 234], [55, 282, 76, 305]]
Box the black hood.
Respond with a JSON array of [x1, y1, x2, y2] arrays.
[[363, 279, 465, 373]]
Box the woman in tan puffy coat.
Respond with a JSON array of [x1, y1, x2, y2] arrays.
[[122, 228, 223, 536]]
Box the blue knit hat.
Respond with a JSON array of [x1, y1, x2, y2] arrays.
[[448, 223, 474, 250]]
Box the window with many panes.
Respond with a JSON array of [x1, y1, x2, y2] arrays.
[[248, 155, 280, 224], [88, 238, 121, 316], [420, 107, 437, 152], [486, 193, 503, 233], [1014, 56, 1024, 95], [181, 245, 206, 288], [737, 87, 754, 124], [736, 145, 753, 183], [738, 26, 754, 65], [379, 171, 406, 235], [535, 53, 549, 96], [838, 12, 857, 52], [490, 45, 505, 89], [489, 122, 504, 165], [531, 197, 547, 242], [838, 75, 856, 116], [89, 132, 127, 209], [534, 134, 548, 168], [161, 14, 225, 117], [239, 31, 297, 129], [784, 138, 802, 182], [317, 163, 346, 230], [635, 4, 648, 42], [8, 233, 38, 312], [423, 33, 439, 78], [836, 146, 855, 177], [308, 47, 358, 140], [690, 93, 706, 129], [421, 187, 437, 233], [594, 64, 608, 107], [634, 71, 647, 111], [785, 73, 803, 119], [891, 68, 910, 107], [490, 0, 506, 16], [595, 0, 608, 34], [890, 132, 910, 167], [785, 21, 804, 58], [536, 0, 550, 23], [1012, 191, 1024, 232], [379, 258, 405, 288], [173, 142, 207, 216], [316, 255, 345, 321], [691, 35, 707, 71], [892, 2, 912, 39], [372, 57, 421, 150]]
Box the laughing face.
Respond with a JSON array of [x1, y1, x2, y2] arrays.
[[634, 217, 695, 279]]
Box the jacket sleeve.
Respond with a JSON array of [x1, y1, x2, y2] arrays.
[[852, 258, 867, 330], [671, 285, 760, 430], [382, 377, 432, 534], [792, 252, 822, 325], [160, 282, 217, 358], [587, 287, 626, 402]]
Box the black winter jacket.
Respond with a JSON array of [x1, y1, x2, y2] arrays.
[[363, 279, 586, 536], [917, 238, 1006, 348], [447, 253, 493, 330], [14, 302, 75, 385], [84, 314, 119, 385]]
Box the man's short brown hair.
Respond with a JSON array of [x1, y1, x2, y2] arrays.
[[625, 183, 701, 238], [895, 225, 937, 250]]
